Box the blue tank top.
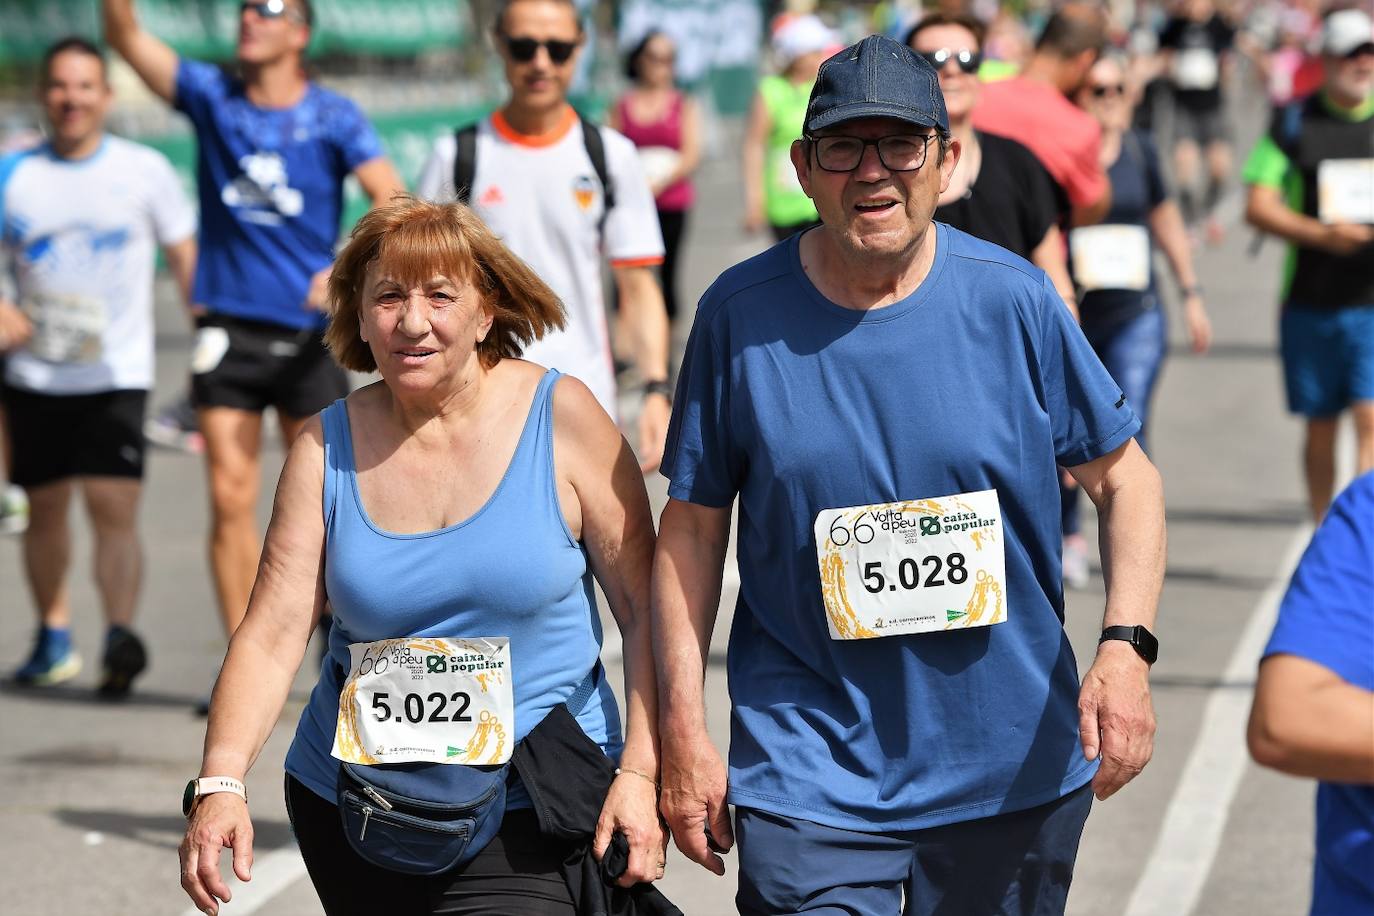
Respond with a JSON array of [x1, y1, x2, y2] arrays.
[[285, 369, 623, 805]]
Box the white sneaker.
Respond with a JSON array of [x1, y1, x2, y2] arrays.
[[1063, 535, 1091, 591]]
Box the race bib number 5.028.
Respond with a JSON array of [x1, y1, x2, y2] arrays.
[[814, 489, 1007, 640], [331, 636, 514, 767]]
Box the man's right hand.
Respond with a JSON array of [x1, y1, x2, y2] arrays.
[[1320, 222, 1374, 257], [659, 730, 733, 875], [0, 300, 32, 353]]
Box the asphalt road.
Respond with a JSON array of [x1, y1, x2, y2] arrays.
[[0, 102, 1349, 915]]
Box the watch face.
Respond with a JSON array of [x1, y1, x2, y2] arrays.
[[1136, 627, 1160, 664], [182, 779, 197, 817]]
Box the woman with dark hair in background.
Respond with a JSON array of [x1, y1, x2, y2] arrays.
[[609, 31, 700, 320]]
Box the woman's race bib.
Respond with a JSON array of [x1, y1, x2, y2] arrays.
[[24, 292, 106, 364], [1317, 159, 1374, 225], [331, 637, 514, 766], [813, 489, 1007, 640], [1070, 225, 1152, 292]]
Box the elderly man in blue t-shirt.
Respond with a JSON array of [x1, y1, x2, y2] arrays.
[[1249, 473, 1374, 915], [654, 35, 1166, 915]]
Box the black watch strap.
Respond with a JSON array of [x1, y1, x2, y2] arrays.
[[1099, 625, 1159, 664], [643, 378, 673, 402]]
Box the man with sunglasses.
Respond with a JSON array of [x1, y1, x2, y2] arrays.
[[907, 13, 1077, 318], [972, 4, 1112, 230], [655, 34, 1164, 916], [417, 0, 670, 472], [1243, 7, 1374, 523], [101, 0, 405, 690]]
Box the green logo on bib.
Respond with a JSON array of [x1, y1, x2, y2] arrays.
[[920, 516, 943, 536], [946, 609, 966, 622], [447, 746, 463, 758], [426, 655, 447, 674]]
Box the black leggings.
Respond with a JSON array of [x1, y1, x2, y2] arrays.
[[285, 775, 574, 916], [656, 208, 688, 320]]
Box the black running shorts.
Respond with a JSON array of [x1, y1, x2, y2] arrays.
[[2, 384, 148, 488], [190, 314, 349, 418]]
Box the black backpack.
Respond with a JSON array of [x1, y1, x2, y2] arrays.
[[451, 115, 616, 239]]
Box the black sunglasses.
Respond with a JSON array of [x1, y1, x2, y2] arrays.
[[1090, 83, 1126, 97], [503, 35, 579, 64], [240, 0, 303, 23], [918, 48, 982, 74]]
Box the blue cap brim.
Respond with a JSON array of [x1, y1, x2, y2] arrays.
[[806, 101, 945, 134]]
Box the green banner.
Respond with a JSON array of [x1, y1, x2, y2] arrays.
[[0, 0, 467, 62]]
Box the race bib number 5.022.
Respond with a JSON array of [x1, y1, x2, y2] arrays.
[[331, 636, 514, 767], [814, 489, 1007, 640]]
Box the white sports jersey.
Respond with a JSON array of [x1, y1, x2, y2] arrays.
[[1, 136, 196, 394], [417, 109, 665, 417]]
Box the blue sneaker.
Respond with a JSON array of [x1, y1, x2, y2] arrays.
[[12, 627, 82, 686]]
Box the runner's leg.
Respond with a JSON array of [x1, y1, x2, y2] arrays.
[[1352, 401, 1374, 476], [201, 406, 264, 636], [23, 479, 76, 630], [82, 477, 143, 629], [1302, 416, 1339, 522]]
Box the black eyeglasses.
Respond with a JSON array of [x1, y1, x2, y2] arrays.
[[240, 0, 303, 23], [917, 48, 982, 74], [806, 133, 939, 172], [1090, 83, 1126, 97], [503, 35, 579, 64]]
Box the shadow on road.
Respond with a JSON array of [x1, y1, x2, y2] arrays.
[[55, 808, 294, 851], [0, 682, 202, 710]]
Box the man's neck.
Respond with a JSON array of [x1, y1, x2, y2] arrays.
[[242, 58, 308, 108], [801, 224, 938, 312], [499, 100, 573, 137], [1321, 86, 1374, 119], [49, 132, 103, 161], [1019, 55, 1068, 94], [948, 116, 977, 149]]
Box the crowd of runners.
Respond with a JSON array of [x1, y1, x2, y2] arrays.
[[0, 0, 1370, 913]]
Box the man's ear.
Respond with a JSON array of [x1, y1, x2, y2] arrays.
[[791, 139, 814, 200]]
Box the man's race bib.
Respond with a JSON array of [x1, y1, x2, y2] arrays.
[[813, 489, 1007, 640], [331, 637, 514, 766], [1317, 159, 1374, 225], [1070, 225, 1152, 292], [1172, 48, 1219, 90], [23, 292, 105, 364]]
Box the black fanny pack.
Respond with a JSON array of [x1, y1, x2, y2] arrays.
[[337, 664, 602, 876]]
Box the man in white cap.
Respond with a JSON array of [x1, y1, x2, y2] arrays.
[[742, 14, 840, 240], [1243, 7, 1374, 521]]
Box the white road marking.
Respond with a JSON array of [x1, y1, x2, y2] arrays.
[[1123, 523, 1313, 916], [180, 845, 309, 916]]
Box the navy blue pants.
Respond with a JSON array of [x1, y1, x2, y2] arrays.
[[736, 784, 1093, 916]]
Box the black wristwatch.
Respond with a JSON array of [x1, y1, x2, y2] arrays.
[[642, 379, 673, 402], [1099, 625, 1158, 665]]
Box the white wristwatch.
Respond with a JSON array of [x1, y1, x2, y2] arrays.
[[182, 777, 247, 817]]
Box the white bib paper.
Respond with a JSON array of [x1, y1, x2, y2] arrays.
[[814, 489, 1007, 640], [1070, 225, 1152, 292], [1317, 159, 1374, 225], [1172, 48, 1219, 90], [331, 636, 514, 766], [771, 146, 803, 195], [24, 292, 105, 364]]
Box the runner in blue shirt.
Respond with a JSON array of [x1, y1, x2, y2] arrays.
[[654, 36, 1167, 915], [1249, 472, 1374, 915], [102, 0, 404, 685]]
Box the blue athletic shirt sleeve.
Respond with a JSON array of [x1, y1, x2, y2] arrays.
[[1035, 276, 1141, 466], [662, 280, 747, 507], [173, 57, 227, 126], [321, 93, 386, 174], [1263, 473, 1374, 690], [1139, 132, 1170, 210]]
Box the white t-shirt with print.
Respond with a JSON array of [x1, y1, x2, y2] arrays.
[[1, 136, 196, 394], [417, 111, 665, 418]]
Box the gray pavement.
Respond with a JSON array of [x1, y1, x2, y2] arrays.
[[0, 109, 1344, 915]]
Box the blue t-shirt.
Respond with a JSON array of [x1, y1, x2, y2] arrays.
[[662, 225, 1141, 831], [174, 59, 384, 330], [1078, 130, 1170, 333], [1262, 473, 1374, 915]]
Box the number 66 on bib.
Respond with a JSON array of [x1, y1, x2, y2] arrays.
[[813, 489, 1007, 640]]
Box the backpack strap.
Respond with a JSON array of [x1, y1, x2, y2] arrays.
[[452, 122, 479, 205], [1275, 101, 1305, 160], [578, 116, 615, 239], [564, 661, 603, 717]]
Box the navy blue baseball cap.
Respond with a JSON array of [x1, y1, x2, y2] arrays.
[[803, 34, 949, 135]]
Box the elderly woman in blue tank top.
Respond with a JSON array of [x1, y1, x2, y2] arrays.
[[177, 197, 668, 916]]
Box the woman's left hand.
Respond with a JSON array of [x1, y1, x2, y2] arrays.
[[1184, 293, 1212, 354], [593, 770, 669, 887]]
